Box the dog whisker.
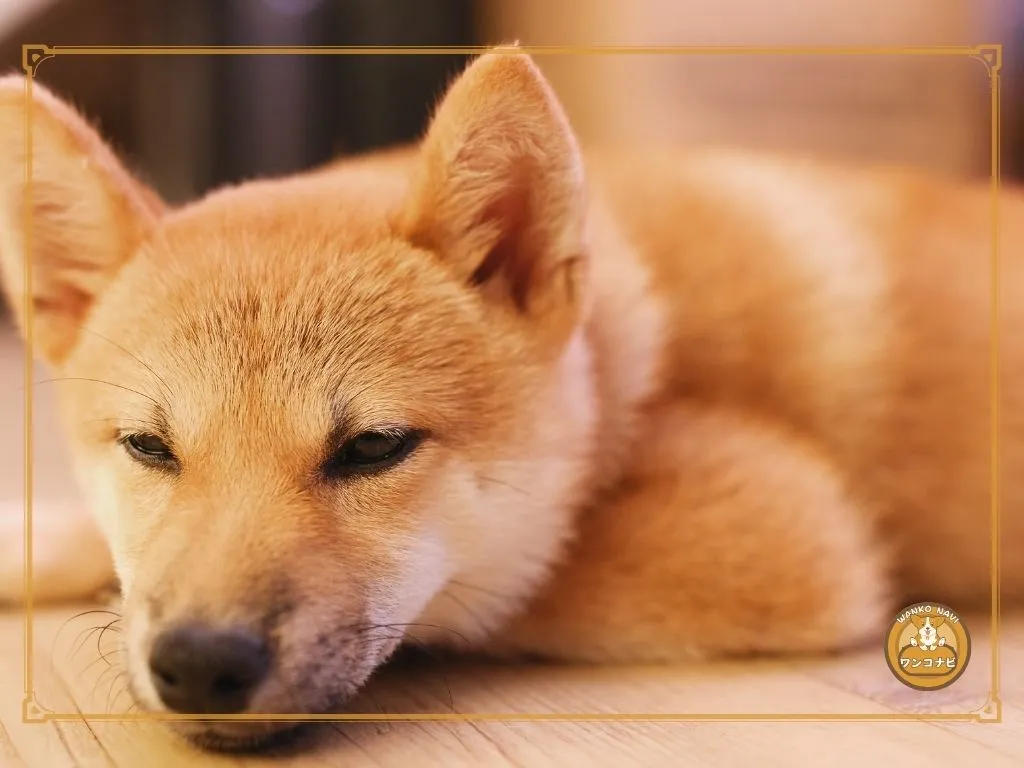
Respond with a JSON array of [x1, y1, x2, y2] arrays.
[[104, 669, 130, 713], [96, 619, 122, 667], [60, 614, 122, 670], [55, 609, 122, 645], [27, 377, 163, 408], [87, 659, 127, 711], [476, 475, 538, 500], [447, 579, 518, 601], [66, 625, 108, 664], [63, 320, 175, 402], [349, 630, 456, 712], [438, 590, 490, 637], [76, 645, 124, 684], [347, 622, 474, 648]]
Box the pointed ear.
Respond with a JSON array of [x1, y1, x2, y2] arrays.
[[400, 49, 588, 346], [0, 75, 165, 366]]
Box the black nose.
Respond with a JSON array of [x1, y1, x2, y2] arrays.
[[148, 624, 271, 714]]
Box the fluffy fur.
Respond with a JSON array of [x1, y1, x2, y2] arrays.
[[0, 48, 1021, 749]]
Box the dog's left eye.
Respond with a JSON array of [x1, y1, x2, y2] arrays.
[[122, 432, 177, 467], [324, 429, 419, 478]]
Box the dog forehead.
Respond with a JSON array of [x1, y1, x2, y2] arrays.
[[92, 225, 493, 431], [129, 193, 482, 362]]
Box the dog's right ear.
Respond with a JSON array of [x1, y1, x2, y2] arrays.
[[910, 615, 925, 628], [400, 49, 588, 353], [0, 75, 165, 366]]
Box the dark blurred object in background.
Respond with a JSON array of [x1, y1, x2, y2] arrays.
[[210, 0, 474, 188], [0, 0, 1021, 206], [0, 0, 475, 203], [1007, 19, 1024, 179]]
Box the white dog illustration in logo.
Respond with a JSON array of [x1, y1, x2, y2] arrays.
[[908, 615, 947, 651]]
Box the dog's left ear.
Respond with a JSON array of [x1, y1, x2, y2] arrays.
[[0, 76, 165, 366], [401, 48, 588, 347]]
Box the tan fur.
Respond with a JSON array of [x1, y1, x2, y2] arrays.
[[0, 49, 1020, 749]]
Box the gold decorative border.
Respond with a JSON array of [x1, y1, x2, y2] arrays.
[[18, 43, 1003, 725]]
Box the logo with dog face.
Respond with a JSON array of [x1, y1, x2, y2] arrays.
[[884, 602, 971, 690]]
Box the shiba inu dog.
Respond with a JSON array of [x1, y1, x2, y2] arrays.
[[0, 47, 1022, 750]]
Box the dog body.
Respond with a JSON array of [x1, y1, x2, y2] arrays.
[[487, 146, 1024, 661], [0, 50, 1021, 747]]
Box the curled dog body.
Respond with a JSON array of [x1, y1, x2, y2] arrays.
[[0, 49, 1021, 749]]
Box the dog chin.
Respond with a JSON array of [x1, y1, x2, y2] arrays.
[[174, 721, 304, 753], [142, 687, 370, 753], [129, 677, 360, 753]]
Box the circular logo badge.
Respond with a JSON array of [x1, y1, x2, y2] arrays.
[[884, 602, 971, 691]]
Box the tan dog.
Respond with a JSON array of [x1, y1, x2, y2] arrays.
[[0, 48, 1021, 749], [908, 615, 947, 650]]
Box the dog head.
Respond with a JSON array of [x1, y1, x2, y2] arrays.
[[909, 614, 945, 646], [0, 50, 597, 748]]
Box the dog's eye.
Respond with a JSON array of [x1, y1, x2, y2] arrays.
[[122, 433, 177, 467], [324, 430, 419, 478]]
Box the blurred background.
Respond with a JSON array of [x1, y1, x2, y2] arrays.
[[0, 0, 1021, 206]]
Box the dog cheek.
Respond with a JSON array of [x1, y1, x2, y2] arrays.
[[69, 456, 138, 587], [122, 600, 164, 711], [371, 526, 452, 631]]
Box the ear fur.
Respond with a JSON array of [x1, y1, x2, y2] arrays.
[[401, 48, 589, 345], [0, 75, 164, 365]]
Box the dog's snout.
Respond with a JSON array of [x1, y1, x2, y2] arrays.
[[148, 624, 271, 714]]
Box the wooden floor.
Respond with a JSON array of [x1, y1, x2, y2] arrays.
[[0, 607, 1021, 766], [2, 328, 1022, 767]]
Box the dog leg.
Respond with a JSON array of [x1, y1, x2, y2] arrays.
[[486, 405, 891, 662], [0, 499, 116, 606]]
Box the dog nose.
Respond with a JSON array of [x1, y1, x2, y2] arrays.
[[148, 624, 271, 714]]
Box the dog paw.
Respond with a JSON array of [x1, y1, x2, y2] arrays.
[[0, 499, 116, 606]]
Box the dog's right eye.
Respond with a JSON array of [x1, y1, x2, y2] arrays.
[[122, 433, 177, 468], [322, 428, 421, 480]]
